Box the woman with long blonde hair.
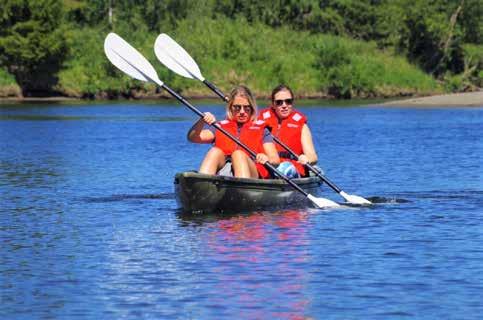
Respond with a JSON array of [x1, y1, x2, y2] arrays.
[[188, 85, 279, 178]]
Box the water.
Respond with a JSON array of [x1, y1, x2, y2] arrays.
[[1, 101, 482, 319]]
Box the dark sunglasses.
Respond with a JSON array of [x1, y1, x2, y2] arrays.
[[232, 104, 253, 113], [274, 98, 294, 106]]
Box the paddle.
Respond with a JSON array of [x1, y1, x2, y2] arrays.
[[104, 32, 339, 209], [153, 33, 371, 205]]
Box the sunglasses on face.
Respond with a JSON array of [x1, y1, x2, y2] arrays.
[[274, 98, 294, 106], [232, 104, 253, 113]]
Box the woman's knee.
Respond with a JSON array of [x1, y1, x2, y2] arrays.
[[207, 147, 224, 157], [200, 148, 226, 174], [231, 150, 248, 161]]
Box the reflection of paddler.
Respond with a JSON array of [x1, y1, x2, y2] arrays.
[[214, 210, 307, 242], [188, 85, 280, 178], [205, 210, 310, 318], [274, 210, 307, 229], [217, 214, 268, 241], [258, 84, 319, 178]]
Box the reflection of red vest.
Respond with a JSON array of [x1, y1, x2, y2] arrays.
[[214, 119, 271, 178], [258, 108, 308, 176]]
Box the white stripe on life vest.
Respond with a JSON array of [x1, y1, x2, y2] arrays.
[[292, 113, 302, 122]]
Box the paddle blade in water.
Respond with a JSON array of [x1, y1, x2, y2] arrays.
[[154, 33, 204, 81], [340, 191, 372, 205], [307, 194, 340, 208], [104, 33, 163, 86]]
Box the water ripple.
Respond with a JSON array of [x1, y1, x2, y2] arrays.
[[82, 193, 175, 203]]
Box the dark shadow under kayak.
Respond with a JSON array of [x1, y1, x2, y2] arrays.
[[174, 171, 325, 214]]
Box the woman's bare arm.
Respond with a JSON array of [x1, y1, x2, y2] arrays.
[[300, 124, 318, 164], [187, 113, 216, 143]]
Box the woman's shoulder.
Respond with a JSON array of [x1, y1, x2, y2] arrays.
[[257, 108, 278, 131], [258, 107, 275, 120], [253, 119, 268, 127], [213, 119, 235, 132], [244, 119, 268, 129], [289, 109, 307, 123], [218, 119, 231, 124]]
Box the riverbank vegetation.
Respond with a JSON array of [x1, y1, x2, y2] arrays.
[[0, 0, 481, 99]]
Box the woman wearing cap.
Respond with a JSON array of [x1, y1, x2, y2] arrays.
[[188, 85, 279, 179], [258, 84, 318, 178]]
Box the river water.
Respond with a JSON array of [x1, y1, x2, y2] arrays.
[[1, 101, 482, 319]]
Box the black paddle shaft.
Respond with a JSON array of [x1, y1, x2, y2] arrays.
[[204, 80, 229, 102], [161, 83, 310, 197]]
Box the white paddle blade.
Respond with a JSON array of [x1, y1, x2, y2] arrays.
[[340, 191, 372, 205], [154, 33, 204, 81], [104, 33, 163, 86], [307, 194, 340, 208]]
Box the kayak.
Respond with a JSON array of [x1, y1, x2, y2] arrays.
[[174, 171, 324, 213], [174, 171, 324, 214]]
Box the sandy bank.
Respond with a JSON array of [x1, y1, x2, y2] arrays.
[[382, 91, 483, 107], [1, 91, 482, 107]]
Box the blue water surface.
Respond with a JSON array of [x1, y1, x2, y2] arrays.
[[1, 100, 482, 319]]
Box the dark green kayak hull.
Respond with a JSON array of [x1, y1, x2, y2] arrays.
[[174, 171, 324, 214]]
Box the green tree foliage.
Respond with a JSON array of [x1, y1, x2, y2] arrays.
[[459, 0, 482, 44], [0, 0, 68, 95], [213, 0, 376, 38], [65, 0, 193, 31], [397, 0, 467, 77], [320, 0, 377, 40]]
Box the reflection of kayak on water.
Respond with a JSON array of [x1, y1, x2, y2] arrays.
[[174, 171, 326, 214]]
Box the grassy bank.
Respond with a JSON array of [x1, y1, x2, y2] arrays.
[[0, 18, 451, 99], [0, 68, 21, 97]]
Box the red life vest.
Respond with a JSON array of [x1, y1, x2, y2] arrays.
[[214, 119, 271, 178], [258, 108, 308, 176]]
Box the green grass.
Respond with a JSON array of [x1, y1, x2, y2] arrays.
[[0, 68, 21, 97], [166, 17, 440, 98], [0, 68, 16, 86]]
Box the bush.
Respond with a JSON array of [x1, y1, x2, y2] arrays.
[[0, 68, 16, 86], [313, 36, 440, 98], [462, 44, 483, 88], [0, 0, 68, 96], [0, 68, 21, 97]]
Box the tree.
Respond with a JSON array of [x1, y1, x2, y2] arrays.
[[0, 0, 68, 96], [459, 0, 482, 44], [397, 0, 465, 77]]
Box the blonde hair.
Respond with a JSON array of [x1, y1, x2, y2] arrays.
[[226, 85, 257, 121]]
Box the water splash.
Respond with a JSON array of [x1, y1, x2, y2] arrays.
[[366, 196, 411, 204]]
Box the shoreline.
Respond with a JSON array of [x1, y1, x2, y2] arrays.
[[1, 91, 481, 107], [379, 91, 482, 107]]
